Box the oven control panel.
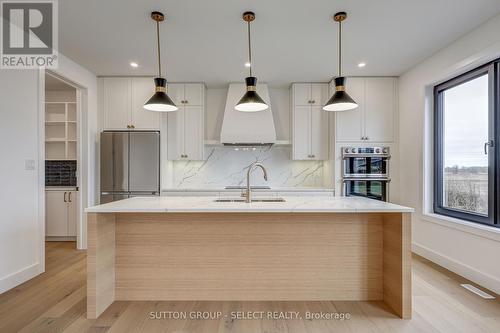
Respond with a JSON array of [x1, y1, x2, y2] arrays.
[[342, 147, 390, 155]]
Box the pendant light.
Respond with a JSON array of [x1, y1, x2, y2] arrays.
[[143, 11, 178, 112], [235, 11, 269, 112], [323, 12, 358, 112]]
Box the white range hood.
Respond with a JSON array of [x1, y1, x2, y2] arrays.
[[220, 83, 276, 146]]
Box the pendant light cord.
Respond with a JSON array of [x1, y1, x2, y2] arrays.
[[156, 20, 162, 77], [338, 19, 342, 77], [247, 20, 252, 77]]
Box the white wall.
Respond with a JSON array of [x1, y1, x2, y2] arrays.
[[0, 54, 97, 293], [0, 69, 43, 293], [399, 14, 500, 293]]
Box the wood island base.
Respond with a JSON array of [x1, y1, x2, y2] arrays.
[[87, 212, 411, 319]]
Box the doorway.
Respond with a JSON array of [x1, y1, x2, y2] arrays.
[[43, 72, 83, 249]]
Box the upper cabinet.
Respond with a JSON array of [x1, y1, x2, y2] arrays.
[[335, 77, 397, 142], [100, 77, 160, 130], [131, 78, 161, 130], [167, 83, 206, 161], [293, 83, 329, 107], [291, 83, 329, 160], [168, 83, 204, 106]]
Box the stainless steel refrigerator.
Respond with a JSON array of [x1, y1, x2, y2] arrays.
[[100, 131, 160, 203]]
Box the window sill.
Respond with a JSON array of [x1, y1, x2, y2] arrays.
[[422, 212, 500, 243]]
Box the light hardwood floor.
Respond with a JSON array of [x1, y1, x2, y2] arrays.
[[1, 242, 499, 332]]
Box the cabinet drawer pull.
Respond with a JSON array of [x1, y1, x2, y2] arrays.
[[63, 192, 67, 203]]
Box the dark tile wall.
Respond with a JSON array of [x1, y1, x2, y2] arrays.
[[45, 160, 77, 186]]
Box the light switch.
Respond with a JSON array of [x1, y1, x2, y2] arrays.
[[25, 159, 36, 170]]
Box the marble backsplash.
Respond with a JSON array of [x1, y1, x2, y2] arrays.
[[169, 146, 325, 188]]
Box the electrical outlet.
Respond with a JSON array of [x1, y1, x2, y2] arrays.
[[25, 159, 36, 170]]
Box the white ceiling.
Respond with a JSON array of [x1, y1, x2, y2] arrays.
[[58, 0, 500, 87]]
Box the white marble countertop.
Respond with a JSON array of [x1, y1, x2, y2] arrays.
[[161, 187, 334, 192], [85, 196, 414, 213]]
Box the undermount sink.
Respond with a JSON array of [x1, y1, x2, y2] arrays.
[[214, 197, 286, 203]]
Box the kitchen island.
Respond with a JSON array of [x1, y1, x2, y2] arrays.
[[85, 196, 413, 319]]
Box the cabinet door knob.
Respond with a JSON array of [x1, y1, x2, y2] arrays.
[[63, 192, 67, 203], [185, 100, 188, 104], [126, 125, 130, 129], [311, 154, 315, 158], [312, 100, 316, 104], [131, 125, 135, 129]]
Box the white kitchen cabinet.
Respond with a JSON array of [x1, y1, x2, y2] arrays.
[[335, 77, 397, 142], [291, 83, 329, 160], [293, 83, 329, 107], [167, 83, 203, 106], [131, 78, 160, 130], [167, 83, 206, 160], [102, 77, 130, 130], [46, 190, 77, 238], [100, 77, 160, 130], [364, 78, 396, 142], [335, 77, 364, 142]]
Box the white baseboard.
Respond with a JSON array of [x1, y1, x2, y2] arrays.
[[0, 263, 43, 294], [413, 243, 500, 295]]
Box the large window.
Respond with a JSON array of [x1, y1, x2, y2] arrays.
[[434, 62, 497, 226]]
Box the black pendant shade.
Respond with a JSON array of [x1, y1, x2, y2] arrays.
[[235, 11, 268, 112], [323, 12, 358, 112], [323, 77, 358, 112], [143, 11, 178, 112], [144, 77, 178, 112], [235, 76, 268, 112]]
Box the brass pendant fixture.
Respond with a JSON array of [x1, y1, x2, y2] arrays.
[[323, 12, 358, 112], [143, 11, 178, 112], [235, 11, 269, 112]]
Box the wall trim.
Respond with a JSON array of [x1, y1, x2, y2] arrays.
[[412, 242, 500, 295], [0, 263, 42, 294], [37, 69, 46, 275]]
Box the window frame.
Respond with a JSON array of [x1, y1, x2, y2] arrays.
[[433, 61, 497, 227]]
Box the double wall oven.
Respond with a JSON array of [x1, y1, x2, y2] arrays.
[[342, 147, 391, 201]]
